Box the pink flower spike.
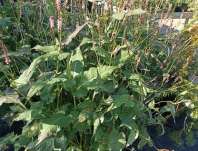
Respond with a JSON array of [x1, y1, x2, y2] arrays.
[[0, 41, 11, 65], [57, 17, 62, 32], [55, 0, 61, 13], [49, 16, 55, 32], [4, 56, 11, 65]]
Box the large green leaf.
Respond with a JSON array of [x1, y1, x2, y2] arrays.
[[14, 51, 59, 88], [83, 67, 98, 81], [15, 108, 44, 122], [108, 129, 126, 151], [93, 118, 100, 135], [35, 137, 55, 151], [33, 45, 58, 53], [98, 80, 116, 93], [27, 80, 46, 100], [37, 124, 58, 145], [127, 127, 139, 146], [41, 113, 74, 127], [73, 86, 88, 97], [70, 48, 84, 77], [63, 79, 76, 91], [79, 37, 93, 46], [15, 110, 32, 121], [47, 77, 67, 85], [27, 73, 66, 100], [40, 85, 55, 104], [97, 65, 116, 79], [58, 52, 70, 60], [0, 94, 25, 109], [112, 94, 135, 109], [118, 50, 131, 65]]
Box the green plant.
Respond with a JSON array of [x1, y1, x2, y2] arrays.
[[0, 0, 197, 151]]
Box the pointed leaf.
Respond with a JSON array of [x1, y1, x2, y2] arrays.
[[14, 52, 59, 87], [33, 45, 58, 53], [37, 124, 58, 145], [27, 81, 46, 100], [0, 94, 25, 109]]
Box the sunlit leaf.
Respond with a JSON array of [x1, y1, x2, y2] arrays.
[[97, 65, 116, 79], [58, 52, 70, 60], [37, 124, 58, 145], [112, 12, 125, 20], [93, 116, 104, 135], [191, 109, 198, 119], [33, 45, 58, 53], [127, 128, 139, 146], [0, 94, 25, 109], [83, 67, 98, 81], [127, 8, 146, 16], [27, 81, 46, 99], [14, 51, 59, 87], [15, 110, 32, 121]]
